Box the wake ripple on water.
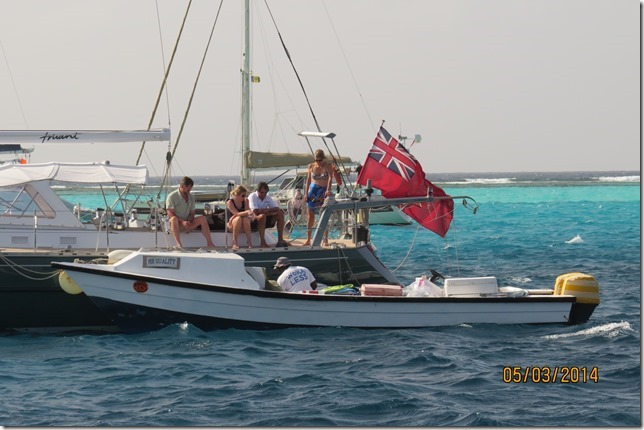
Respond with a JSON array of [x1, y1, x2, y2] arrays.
[[565, 234, 584, 244], [541, 321, 633, 340]]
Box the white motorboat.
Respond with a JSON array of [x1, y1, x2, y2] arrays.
[[52, 248, 600, 333]]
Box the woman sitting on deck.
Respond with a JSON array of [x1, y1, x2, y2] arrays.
[[226, 185, 254, 251]]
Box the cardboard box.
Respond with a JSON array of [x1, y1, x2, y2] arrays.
[[360, 284, 403, 296]]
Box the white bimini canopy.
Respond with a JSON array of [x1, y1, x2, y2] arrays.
[[0, 162, 149, 187]]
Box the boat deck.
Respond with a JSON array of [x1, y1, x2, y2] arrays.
[[0, 237, 358, 256]]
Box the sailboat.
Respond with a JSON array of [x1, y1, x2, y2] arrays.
[[0, 2, 433, 332], [226, 1, 411, 228]]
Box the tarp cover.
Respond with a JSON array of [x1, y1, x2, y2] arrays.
[[0, 162, 149, 187]]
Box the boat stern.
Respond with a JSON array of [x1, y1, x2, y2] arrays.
[[554, 272, 600, 324]]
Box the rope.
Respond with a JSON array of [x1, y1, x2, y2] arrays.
[[320, 0, 375, 132], [0, 39, 29, 128], [449, 217, 460, 277], [262, 1, 353, 191], [391, 223, 422, 273], [337, 245, 360, 285], [170, 0, 225, 162], [390, 198, 466, 274], [135, 0, 192, 169], [0, 253, 62, 280], [121, 0, 193, 201], [155, 0, 173, 133], [158, 0, 225, 197]]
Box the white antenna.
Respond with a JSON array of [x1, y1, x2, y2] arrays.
[[298, 131, 336, 139]]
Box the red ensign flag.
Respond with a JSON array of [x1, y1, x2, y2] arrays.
[[357, 126, 453, 237]]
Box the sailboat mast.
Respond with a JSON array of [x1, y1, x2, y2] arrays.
[[241, 0, 251, 187]]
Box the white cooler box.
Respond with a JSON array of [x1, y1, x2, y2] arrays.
[[443, 277, 498, 297]]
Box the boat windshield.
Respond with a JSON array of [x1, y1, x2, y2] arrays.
[[0, 186, 55, 217]]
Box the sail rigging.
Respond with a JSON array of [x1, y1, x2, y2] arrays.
[[238, 0, 354, 189]]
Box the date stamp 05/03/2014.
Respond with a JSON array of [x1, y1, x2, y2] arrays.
[[502, 366, 599, 384]]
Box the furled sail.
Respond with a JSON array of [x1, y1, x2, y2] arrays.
[[247, 150, 353, 170]]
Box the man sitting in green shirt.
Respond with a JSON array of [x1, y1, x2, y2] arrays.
[[166, 176, 215, 249]]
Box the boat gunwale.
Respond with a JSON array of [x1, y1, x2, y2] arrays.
[[51, 261, 577, 304]]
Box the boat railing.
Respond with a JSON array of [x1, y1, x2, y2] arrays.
[[312, 194, 477, 247]]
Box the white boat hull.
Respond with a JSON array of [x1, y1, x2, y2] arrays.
[[368, 205, 413, 225], [53, 251, 595, 333]]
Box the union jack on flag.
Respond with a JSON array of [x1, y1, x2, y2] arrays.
[[367, 127, 418, 181]]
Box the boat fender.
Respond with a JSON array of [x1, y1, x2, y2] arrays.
[[58, 270, 82, 295], [554, 272, 600, 304]]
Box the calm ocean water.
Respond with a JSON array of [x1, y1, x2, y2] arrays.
[[1, 172, 640, 426]]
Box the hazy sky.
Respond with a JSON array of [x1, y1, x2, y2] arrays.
[[0, 0, 639, 178]]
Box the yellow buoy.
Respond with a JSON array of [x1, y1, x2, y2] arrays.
[[58, 270, 82, 295]]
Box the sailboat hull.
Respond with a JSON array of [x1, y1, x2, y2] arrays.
[[0, 252, 115, 332]]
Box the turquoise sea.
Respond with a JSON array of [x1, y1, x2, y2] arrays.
[[1, 172, 640, 426]]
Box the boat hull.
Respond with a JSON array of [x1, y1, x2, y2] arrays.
[[53, 261, 582, 333], [0, 251, 115, 332], [368, 206, 413, 225]]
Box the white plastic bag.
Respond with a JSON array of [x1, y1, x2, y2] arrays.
[[403, 275, 444, 297]]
